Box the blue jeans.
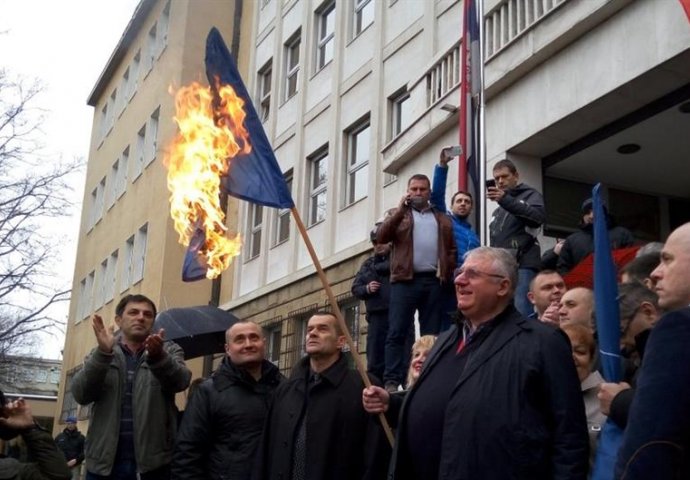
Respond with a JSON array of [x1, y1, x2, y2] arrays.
[[515, 268, 537, 317], [366, 310, 414, 382], [384, 276, 453, 385]]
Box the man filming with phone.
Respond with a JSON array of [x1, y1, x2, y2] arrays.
[[487, 159, 546, 317]]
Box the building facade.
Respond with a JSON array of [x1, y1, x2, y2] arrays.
[[54, 0, 254, 435], [221, 0, 690, 375]]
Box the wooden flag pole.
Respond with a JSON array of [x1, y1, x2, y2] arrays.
[[290, 207, 395, 446]]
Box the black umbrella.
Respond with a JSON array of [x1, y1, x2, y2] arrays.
[[154, 305, 239, 359]]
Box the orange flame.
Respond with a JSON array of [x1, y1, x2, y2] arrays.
[[164, 80, 251, 279]]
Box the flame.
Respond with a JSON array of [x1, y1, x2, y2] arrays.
[[164, 80, 251, 279]]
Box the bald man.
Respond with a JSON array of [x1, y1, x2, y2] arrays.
[[558, 288, 594, 328], [615, 223, 690, 479]]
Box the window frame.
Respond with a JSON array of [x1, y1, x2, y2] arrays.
[[272, 171, 293, 246], [353, 0, 374, 37], [308, 148, 329, 226], [284, 32, 301, 101], [344, 120, 370, 206], [245, 204, 263, 261], [316, 2, 336, 70], [257, 61, 272, 122]]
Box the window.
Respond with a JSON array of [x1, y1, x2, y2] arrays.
[[95, 259, 107, 309], [117, 147, 129, 198], [107, 159, 120, 210], [89, 177, 106, 229], [145, 107, 159, 167], [108, 89, 117, 131], [77, 279, 86, 321], [246, 204, 263, 260], [129, 51, 140, 100], [145, 23, 158, 73], [265, 324, 282, 365], [84, 271, 95, 318], [273, 171, 293, 246], [345, 121, 370, 205], [284, 33, 300, 100], [121, 235, 135, 292], [257, 61, 272, 121], [134, 124, 146, 179], [390, 88, 412, 138], [132, 223, 148, 284], [60, 369, 80, 423], [316, 2, 336, 69], [157, 2, 170, 57], [354, 0, 374, 36], [99, 103, 109, 142], [340, 298, 360, 351], [104, 250, 118, 303], [119, 67, 130, 115], [308, 148, 328, 226]]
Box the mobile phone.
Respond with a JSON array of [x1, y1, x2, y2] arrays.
[[444, 145, 462, 157], [485, 179, 496, 189]]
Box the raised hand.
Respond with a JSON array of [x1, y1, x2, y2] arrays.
[[92, 314, 115, 354], [0, 398, 35, 430], [144, 329, 166, 361]]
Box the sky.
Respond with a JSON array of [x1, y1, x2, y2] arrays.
[[1, 0, 141, 358]]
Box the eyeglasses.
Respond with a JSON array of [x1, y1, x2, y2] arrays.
[[454, 266, 506, 281]]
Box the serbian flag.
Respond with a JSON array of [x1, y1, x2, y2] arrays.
[[590, 183, 624, 480], [182, 28, 294, 281], [459, 0, 480, 196]]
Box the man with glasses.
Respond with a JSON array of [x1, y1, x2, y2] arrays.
[[363, 247, 588, 479]]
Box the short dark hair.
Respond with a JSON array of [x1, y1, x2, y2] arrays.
[[115, 294, 157, 318], [492, 159, 517, 174], [407, 174, 430, 187], [621, 253, 660, 284], [450, 190, 473, 205], [309, 310, 343, 335], [618, 282, 658, 322], [529, 269, 561, 290]]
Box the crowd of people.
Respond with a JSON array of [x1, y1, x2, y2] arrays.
[[5, 149, 687, 480]]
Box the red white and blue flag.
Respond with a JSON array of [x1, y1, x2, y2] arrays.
[[459, 0, 481, 195]]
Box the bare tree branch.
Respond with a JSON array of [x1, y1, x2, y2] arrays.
[[0, 68, 81, 357]]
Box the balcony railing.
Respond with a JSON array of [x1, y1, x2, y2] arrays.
[[485, 0, 568, 58], [424, 42, 461, 108]]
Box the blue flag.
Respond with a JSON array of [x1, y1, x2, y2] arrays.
[[182, 28, 295, 282], [205, 27, 294, 209], [591, 183, 624, 480]]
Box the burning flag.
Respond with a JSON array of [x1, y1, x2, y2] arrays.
[[166, 28, 294, 281]]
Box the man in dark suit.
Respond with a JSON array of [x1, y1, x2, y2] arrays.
[[255, 312, 389, 480], [363, 247, 589, 479], [615, 222, 690, 479]]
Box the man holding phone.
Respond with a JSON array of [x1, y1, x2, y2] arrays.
[[377, 174, 456, 392], [487, 159, 546, 316], [431, 147, 480, 265]]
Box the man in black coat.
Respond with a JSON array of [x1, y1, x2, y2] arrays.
[[352, 229, 413, 381], [54, 416, 85, 479], [171, 321, 283, 480], [557, 198, 635, 274], [615, 222, 690, 479], [254, 312, 390, 480], [488, 159, 546, 317], [363, 247, 589, 479]]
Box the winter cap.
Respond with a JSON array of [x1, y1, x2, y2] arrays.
[[581, 198, 593, 214], [65, 416, 77, 424]]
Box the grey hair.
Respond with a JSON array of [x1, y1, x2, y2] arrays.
[[464, 247, 518, 293]]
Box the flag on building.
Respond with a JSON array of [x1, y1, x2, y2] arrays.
[[459, 0, 480, 195], [680, 0, 690, 23], [590, 183, 624, 480], [182, 28, 294, 281]]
